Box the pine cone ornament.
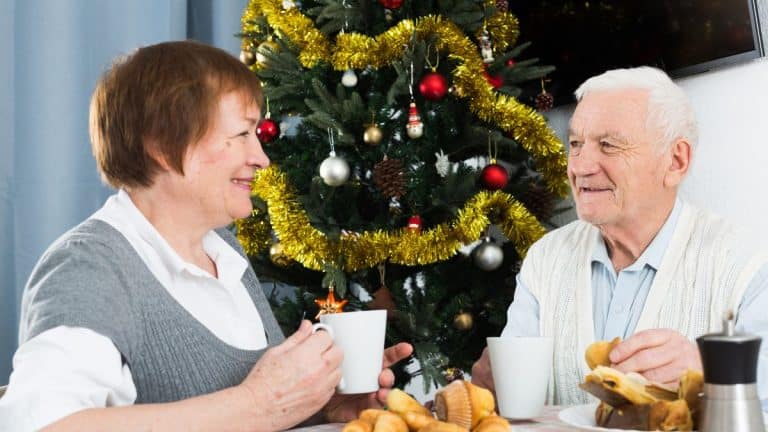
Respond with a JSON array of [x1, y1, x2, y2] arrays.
[[535, 91, 554, 112], [373, 157, 406, 199], [495, 0, 508, 12], [519, 182, 556, 221]]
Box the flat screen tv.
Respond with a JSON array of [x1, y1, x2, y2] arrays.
[[508, 0, 765, 106]]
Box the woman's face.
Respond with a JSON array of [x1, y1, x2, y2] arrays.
[[171, 90, 270, 228]]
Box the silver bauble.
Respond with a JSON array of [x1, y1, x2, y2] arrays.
[[473, 239, 503, 271], [319, 153, 350, 187], [341, 69, 358, 87]]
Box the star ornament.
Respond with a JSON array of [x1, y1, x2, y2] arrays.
[[315, 289, 348, 318]]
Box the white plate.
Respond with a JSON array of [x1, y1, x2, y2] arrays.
[[558, 403, 658, 432], [560, 403, 768, 431]]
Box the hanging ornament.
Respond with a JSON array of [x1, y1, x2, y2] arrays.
[[368, 264, 397, 319], [419, 72, 448, 101], [282, 0, 296, 9], [373, 156, 406, 199], [384, 8, 393, 22], [434, 149, 450, 177], [480, 161, 509, 190], [256, 39, 279, 66], [495, 0, 509, 13], [256, 99, 279, 144], [379, 0, 403, 9], [453, 311, 474, 331], [341, 69, 358, 87], [506, 58, 516, 67], [478, 27, 494, 64], [406, 215, 422, 233], [480, 134, 508, 190], [269, 242, 292, 267], [363, 124, 383, 145], [319, 129, 350, 187], [473, 237, 504, 271], [315, 285, 348, 319], [418, 45, 447, 101], [388, 197, 402, 216], [535, 78, 555, 112], [406, 101, 424, 139], [239, 49, 255, 66]]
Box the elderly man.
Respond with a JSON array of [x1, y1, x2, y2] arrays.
[[471, 66, 768, 406]]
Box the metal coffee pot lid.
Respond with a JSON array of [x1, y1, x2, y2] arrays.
[[696, 311, 762, 385]]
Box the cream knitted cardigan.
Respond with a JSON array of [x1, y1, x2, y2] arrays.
[[520, 201, 768, 405]]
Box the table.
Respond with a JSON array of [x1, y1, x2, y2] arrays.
[[289, 406, 584, 431]]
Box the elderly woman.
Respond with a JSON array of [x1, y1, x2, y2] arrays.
[[0, 40, 411, 431]]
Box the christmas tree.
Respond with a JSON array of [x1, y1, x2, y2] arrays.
[[236, 0, 569, 392]]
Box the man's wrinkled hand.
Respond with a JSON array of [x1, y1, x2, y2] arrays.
[[610, 328, 702, 388]]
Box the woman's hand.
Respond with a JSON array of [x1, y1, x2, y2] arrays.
[[240, 320, 344, 431], [322, 342, 413, 422]]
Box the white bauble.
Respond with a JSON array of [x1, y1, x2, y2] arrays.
[[473, 240, 503, 271], [319, 154, 350, 186], [341, 69, 358, 87]]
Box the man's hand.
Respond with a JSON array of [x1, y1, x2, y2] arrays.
[[240, 320, 344, 431], [323, 342, 413, 422], [610, 328, 702, 388], [471, 347, 495, 393]]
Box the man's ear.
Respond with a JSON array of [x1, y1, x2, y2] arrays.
[[145, 140, 172, 171], [663, 138, 691, 188]]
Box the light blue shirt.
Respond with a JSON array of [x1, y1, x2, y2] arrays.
[[502, 199, 768, 409]]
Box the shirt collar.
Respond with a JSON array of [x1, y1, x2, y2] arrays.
[[592, 198, 683, 272], [114, 190, 248, 283]]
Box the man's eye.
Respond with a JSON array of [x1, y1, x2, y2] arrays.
[[600, 141, 616, 149]]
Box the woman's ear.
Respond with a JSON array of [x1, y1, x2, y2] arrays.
[[664, 138, 691, 188]]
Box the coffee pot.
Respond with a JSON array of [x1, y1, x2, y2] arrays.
[[697, 311, 764, 431]]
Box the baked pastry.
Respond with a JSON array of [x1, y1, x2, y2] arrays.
[[434, 380, 495, 429], [596, 399, 693, 431], [585, 337, 620, 370], [373, 411, 409, 432], [360, 409, 388, 426], [343, 419, 374, 432], [387, 389, 432, 417], [472, 415, 510, 432], [401, 411, 438, 432], [416, 420, 468, 432]]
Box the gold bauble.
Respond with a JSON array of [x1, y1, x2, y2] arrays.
[[256, 40, 280, 65], [363, 125, 383, 145], [269, 242, 292, 267], [239, 50, 256, 66], [453, 312, 474, 331]]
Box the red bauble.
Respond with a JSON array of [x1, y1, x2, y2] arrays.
[[256, 118, 279, 143], [482, 68, 503, 89], [480, 163, 509, 190], [418, 72, 448, 101], [506, 58, 516, 67], [407, 215, 422, 233], [379, 0, 403, 9]]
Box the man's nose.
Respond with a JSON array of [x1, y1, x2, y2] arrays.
[[569, 143, 600, 176]]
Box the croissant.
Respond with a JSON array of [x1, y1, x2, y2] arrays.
[[343, 419, 374, 432], [360, 409, 388, 426], [401, 411, 438, 432], [434, 381, 495, 429], [585, 337, 620, 370], [416, 420, 468, 432], [471, 415, 510, 432], [387, 389, 431, 417], [373, 411, 409, 432]]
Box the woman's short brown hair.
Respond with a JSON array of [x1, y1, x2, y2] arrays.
[[89, 40, 263, 189]]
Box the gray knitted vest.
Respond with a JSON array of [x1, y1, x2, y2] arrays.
[[19, 219, 285, 403]]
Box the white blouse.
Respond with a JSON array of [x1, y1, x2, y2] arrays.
[[0, 190, 268, 431]]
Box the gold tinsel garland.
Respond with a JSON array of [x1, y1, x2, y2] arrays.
[[240, 166, 546, 272], [241, 0, 569, 197]]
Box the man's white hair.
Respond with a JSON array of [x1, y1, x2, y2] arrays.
[[574, 66, 698, 154]]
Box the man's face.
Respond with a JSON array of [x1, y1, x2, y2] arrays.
[[567, 89, 671, 229]]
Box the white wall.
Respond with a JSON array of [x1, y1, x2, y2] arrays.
[[545, 58, 768, 252]]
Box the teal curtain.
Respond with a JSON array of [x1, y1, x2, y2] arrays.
[[0, 0, 249, 383]]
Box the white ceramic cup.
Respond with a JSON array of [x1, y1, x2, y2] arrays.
[[487, 336, 554, 419], [315, 309, 387, 394]]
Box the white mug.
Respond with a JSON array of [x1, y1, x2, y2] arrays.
[[487, 336, 553, 419], [313, 310, 387, 394]]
